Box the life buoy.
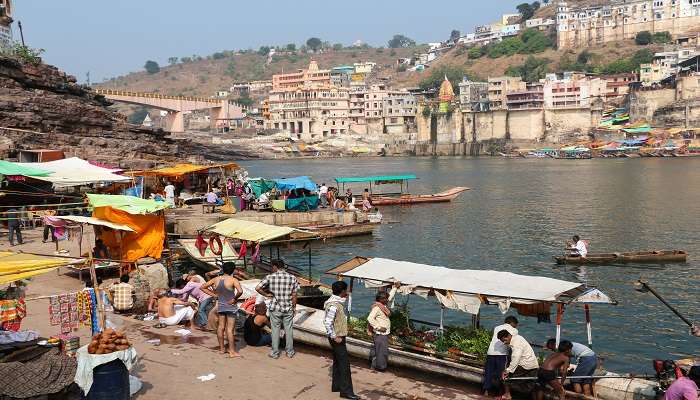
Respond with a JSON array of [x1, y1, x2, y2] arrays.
[[195, 233, 207, 257], [209, 235, 223, 256]]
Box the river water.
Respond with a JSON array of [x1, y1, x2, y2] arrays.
[[239, 157, 700, 373]]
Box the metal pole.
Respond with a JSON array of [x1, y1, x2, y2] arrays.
[[585, 304, 593, 348], [347, 278, 354, 321], [635, 280, 694, 327], [17, 21, 25, 46], [555, 303, 564, 347]]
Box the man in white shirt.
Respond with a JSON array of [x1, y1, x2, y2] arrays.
[[483, 316, 519, 395], [319, 183, 329, 208], [499, 330, 539, 400], [163, 182, 176, 208], [258, 192, 270, 206], [570, 235, 588, 258]]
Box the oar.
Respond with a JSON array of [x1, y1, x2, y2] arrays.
[[507, 374, 656, 381], [634, 280, 695, 327]]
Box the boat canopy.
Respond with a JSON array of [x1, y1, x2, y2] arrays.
[[17, 157, 131, 187], [335, 175, 417, 184], [326, 257, 613, 315], [130, 162, 239, 177], [53, 215, 135, 232], [248, 178, 276, 197], [87, 194, 170, 214], [204, 218, 309, 243], [0, 251, 83, 285], [274, 176, 318, 192]]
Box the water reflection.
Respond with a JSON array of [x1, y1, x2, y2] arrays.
[[240, 157, 700, 372]]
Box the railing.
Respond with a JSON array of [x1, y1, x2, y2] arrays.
[[94, 89, 221, 104]]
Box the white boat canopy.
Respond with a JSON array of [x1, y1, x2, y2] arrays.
[[53, 215, 135, 232], [326, 257, 614, 315], [18, 157, 131, 187]]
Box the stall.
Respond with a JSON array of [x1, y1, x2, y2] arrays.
[[273, 176, 319, 211], [129, 162, 239, 203]]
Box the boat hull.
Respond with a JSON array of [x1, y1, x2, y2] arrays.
[[291, 306, 657, 400], [289, 222, 378, 241], [367, 186, 469, 206], [555, 250, 687, 265]]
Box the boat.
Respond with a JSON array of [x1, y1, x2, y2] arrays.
[[177, 238, 241, 270], [288, 257, 657, 400], [335, 174, 468, 206], [554, 250, 688, 265], [289, 222, 379, 241]]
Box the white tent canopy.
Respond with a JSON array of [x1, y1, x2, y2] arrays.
[[327, 257, 609, 315], [18, 157, 131, 187], [54, 215, 135, 232]]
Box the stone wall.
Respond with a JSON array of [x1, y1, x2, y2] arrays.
[[543, 108, 596, 142], [653, 99, 700, 127], [508, 109, 545, 141], [629, 88, 677, 122]]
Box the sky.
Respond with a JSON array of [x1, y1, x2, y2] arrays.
[[15, 0, 524, 83]]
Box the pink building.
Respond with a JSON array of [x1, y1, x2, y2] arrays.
[[272, 60, 331, 91]]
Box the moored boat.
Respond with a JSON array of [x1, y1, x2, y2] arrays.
[[289, 222, 378, 241], [177, 238, 241, 270], [554, 250, 688, 265], [335, 175, 469, 206]]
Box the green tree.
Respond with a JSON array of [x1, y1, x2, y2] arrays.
[[488, 37, 524, 58], [418, 64, 468, 91], [517, 2, 540, 21], [631, 48, 654, 67], [332, 43, 344, 51], [212, 52, 226, 60], [224, 60, 236, 77], [450, 29, 461, 42], [520, 28, 552, 53], [144, 60, 160, 74], [577, 50, 592, 65], [506, 56, 550, 82], [258, 46, 271, 56], [635, 31, 652, 45], [468, 46, 486, 59], [388, 34, 416, 48], [286, 43, 296, 52], [236, 93, 254, 108], [306, 37, 323, 52], [180, 56, 192, 63], [167, 57, 179, 65], [652, 31, 672, 44]]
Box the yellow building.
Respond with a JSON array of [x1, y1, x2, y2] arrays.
[[271, 60, 331, 91], [640, 63, 673, 85], [556, 0, 700, 49], [0, 0, 12, 50]]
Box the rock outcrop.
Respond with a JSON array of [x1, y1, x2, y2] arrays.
[[0, 56, 198, 168]]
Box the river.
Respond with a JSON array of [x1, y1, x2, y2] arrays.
[[238, 156, 700, 373]]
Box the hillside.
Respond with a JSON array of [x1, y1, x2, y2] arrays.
[[97, 47, 420, 96]]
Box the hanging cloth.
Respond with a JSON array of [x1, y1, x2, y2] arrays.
[[514, 302, 552, 323], [238, 241, 247, 259], [195, 233, 207, 257], [251, 242, 261, 263]]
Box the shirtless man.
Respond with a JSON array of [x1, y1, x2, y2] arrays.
[[535, 340, 572, 400], [157, 291, 197, 329]]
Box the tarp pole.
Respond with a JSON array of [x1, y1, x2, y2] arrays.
[[347, 277, 354, 321], [585, 304, 592, 348], [555, 303, 564, 347], [439, 305, 445, 333]]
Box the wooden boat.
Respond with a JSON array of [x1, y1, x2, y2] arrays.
[[291, 305, 657, 400], [369, 187, 469, 205], [555, 250, 688, 265], [289, 222, 378, 241], [177, 238, 242, 270]]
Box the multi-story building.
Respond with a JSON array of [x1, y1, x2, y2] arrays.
[[271, 60, 331, 91], [383, 91, 417, 133], [640, 62, 674, 84], [345, 84, 417, 133], [525, 17, 556, 30], [0, 0, 12, 51], [543, 72, 606, 108], [249, 80, 273, 92], [488, 76, 524, 110], [557, 0, 700, 49], [458, 79, 489, 111], [601, 73, 636, 98], [354, 62, 376, 74], [266, 85, 350, 139], [653, 47, 700, 72], [506, 82, 545, 109]]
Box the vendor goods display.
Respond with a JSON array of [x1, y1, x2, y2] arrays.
[[87, 328, 131, 355], [49, 290, 97, 334]]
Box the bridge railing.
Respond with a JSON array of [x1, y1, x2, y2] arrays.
[[94, 89, 221, 104]]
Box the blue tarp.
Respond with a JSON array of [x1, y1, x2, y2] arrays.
[[286, 196, 319, 211], [275, 176, 317, 192]]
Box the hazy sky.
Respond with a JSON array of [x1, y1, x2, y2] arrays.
[[15, 1, 523, 82]]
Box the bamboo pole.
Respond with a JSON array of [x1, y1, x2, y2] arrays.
[[88, 257, 106, 332]]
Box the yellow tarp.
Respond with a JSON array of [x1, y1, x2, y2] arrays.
[[206, 218, 296, 243], [0, 252, 82, 285], [130, 162, 239, 177], [93, 207, 165, 262]]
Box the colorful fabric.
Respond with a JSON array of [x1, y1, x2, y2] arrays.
[[48, 293, 81, 333], [87, 194, 170, 214], [0, 252, 76, 285], [0, 299, 18, 322], [93, 206, 165, 262]]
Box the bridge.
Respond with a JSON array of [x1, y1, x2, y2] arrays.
[[94, 89, 245, 132]]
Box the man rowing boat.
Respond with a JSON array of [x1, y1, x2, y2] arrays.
[[569, 235, 588, 258]]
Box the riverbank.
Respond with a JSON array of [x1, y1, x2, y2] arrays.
[[1, 229, 483, 400]]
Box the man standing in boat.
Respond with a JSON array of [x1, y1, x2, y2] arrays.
[[367, 283, 399, 372], [483, 316, 519, 396], [319, 183, 329, 208], [569, 235, 588, 258]]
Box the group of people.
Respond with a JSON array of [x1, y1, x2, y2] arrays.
[[319, 183, 375, 213], [482, 316, 598, 400]]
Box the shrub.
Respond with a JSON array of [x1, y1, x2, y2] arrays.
[[635, 31, 652, 45], [468, 46, 485, 59], [144, 60, 160, 74], [652, 31, 672, 44], [506, 56, 550, 81], [11, 43, 44, 65]]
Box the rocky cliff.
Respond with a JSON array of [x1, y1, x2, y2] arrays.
[[0, 56, 199, 168]]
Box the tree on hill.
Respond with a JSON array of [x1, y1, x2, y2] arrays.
[[258, 46, 271, 56], [306, 37, 323, 52], [388, 34, 416, 48], [506, 56, 550, 82], [635, 31, 652, 45], [333, 43, 344, 51], [212, 52, 226, 60], [450, 29, 461, 42], [418, 64, 471, 91], [144, 60, 160, 74], [167, 57, 178, 65], [286, 43, 296, 51], [652, 31, 672, 44], [236, 93, 254, 108], [516, 2, 541, 21]]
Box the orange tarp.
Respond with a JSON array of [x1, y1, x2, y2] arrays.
[[129, 163, 238, 178], [93, 207, 165, 262]]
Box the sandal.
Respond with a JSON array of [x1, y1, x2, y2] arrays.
[[154, 323, 167, 329]]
